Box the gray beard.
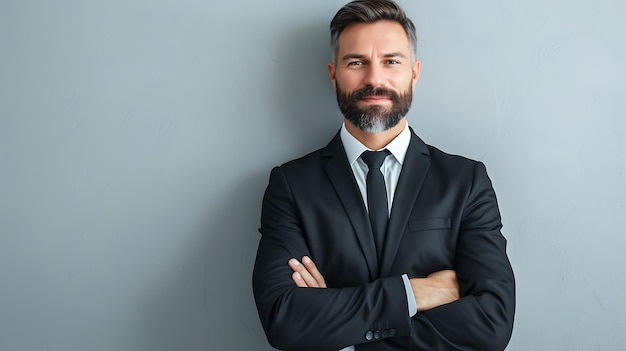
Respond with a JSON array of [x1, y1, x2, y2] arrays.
[[336, 84, 412, 134], [361, 119, 387, 134], [350, 109, 400, 133]]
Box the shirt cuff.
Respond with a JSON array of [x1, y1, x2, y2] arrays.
[[402, 274, 418, 317]]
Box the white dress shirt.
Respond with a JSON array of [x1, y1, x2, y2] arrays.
[[338, 122, 417, 351]]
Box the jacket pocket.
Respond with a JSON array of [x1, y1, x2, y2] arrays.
[[408, 218, 451, 232]]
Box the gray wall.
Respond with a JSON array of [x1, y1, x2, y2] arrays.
[[1, 0, 624, 350]]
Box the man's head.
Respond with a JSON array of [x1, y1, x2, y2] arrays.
[[328, 0, 420, 134], [330, 0, 417, 63]]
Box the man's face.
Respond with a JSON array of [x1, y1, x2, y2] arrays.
[[328, 20, 420, 133]]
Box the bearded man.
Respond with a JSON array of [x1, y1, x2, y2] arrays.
[[252, 1, 516, 350]]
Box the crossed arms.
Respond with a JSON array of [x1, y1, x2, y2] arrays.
[[253, 162, 515, 351], [289, 256, 459, 312]]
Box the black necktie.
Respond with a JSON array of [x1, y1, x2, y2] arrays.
[[361, 150, 390, 260]]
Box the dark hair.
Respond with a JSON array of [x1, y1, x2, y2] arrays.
[[330, 0, 417, 62]]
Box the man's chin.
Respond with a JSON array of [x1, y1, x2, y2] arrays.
[[357, 120, 390, 134], [358, 104, 393, 116], [349, 115, 403, 134], [357, 101, 392, 110]]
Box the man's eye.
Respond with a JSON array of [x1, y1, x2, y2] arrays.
[[348, 61, 364, 66], [386, 60, 400, 64]]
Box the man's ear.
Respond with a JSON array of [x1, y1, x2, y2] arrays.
[[412, 60, 421, 88], [328, 62, 337, 92]]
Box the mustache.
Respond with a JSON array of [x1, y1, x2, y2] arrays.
[[350, 86, 398, 101]]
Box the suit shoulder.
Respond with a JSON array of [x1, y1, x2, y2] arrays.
[[409, 130, 482, 169], [426, 144, 481, 166], [273, 146, 327, 175], [421, 143, 492, 183]]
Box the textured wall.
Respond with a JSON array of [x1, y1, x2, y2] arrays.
[[1, 0, 624, 350]]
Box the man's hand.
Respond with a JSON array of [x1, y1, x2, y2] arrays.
[[410, 270, 460, 311], [288, 256, 327, 288]]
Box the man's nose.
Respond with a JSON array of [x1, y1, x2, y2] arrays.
[[362, 64, 385, 87]]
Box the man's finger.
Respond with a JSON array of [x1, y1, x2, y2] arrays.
[[292, 272, 308, 287], [302, 256, 327, 288], [289, 258, 320, 287]]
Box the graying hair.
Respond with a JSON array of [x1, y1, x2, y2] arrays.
[[330, 0, 417, 62]]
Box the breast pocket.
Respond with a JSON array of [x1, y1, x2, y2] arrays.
[[408, 217, 451, 232], [396, 217, 455, 275]]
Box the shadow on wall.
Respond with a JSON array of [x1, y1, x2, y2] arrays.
[[137, 17, 341, 351], [270, 19, 344, 158]]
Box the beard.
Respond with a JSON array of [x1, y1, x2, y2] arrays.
[[336, 83, 413, 133]]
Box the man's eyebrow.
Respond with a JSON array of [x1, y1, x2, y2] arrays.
[[383, 52, 408, 59], [340, 52, 408, 61], [341, 54, 367, 61]]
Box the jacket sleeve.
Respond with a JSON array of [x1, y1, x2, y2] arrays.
[[356, 161, 515, 351], [424, 161, 515, 349], [252, 166, 413, 351]]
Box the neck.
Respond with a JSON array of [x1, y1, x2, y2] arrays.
[[344, 118, 407, 150]]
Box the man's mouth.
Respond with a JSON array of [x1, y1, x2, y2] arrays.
[[360, 95, 391, 101]]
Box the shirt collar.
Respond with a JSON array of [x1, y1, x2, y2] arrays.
[[340, 121, 411, 166]]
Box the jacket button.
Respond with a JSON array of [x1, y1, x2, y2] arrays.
[[365, 330, 373, 341], [389, 328, 396, 336], [382, 329, 389, 338], [374, 330, 381, 339]]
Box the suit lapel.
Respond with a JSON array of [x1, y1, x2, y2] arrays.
[[380, 130, 431, 277], [322, 132, 378, 280]]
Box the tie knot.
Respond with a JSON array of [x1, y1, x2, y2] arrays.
[[361, 150, 390, 169]]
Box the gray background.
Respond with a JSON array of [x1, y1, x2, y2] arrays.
[[1, 0, 625, 350]]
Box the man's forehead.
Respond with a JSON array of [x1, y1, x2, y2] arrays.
[[340, 52, 409, 61], [336, 20, 411, 55]]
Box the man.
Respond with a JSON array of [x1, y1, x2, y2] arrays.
[[253, 0, 515, 350]]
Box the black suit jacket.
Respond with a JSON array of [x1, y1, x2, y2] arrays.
[[253, 129, 515, 350]]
